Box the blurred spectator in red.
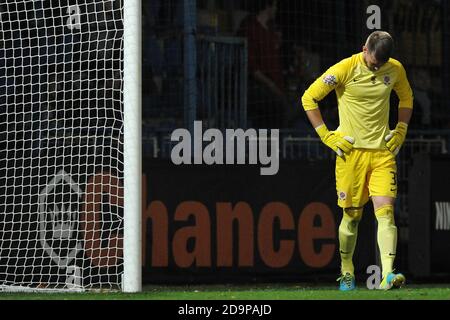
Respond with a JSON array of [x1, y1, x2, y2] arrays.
[[237, 0, 291, 128]]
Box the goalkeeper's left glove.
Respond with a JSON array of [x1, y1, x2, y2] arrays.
[[385, 122, 408, 155]]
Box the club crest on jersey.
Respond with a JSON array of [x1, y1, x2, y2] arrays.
[[323, 75, 337, 86], [383, 75, 391, 86], [339, 191, 347, 201]]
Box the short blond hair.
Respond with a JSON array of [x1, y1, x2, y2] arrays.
[[365, 31, 394, 63]]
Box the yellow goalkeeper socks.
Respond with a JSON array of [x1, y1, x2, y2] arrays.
[[339, 208, 362, 276], [375, 205, 397, 278]]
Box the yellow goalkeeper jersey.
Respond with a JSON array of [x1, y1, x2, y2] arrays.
[[302, 53, 413, 149]]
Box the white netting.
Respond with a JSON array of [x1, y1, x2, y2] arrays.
[[0, 0, 125, 291]]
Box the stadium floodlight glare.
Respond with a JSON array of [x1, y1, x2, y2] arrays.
[[0, 0, 141, 292]]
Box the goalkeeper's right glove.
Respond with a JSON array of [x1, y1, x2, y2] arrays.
[[315, 124, 355, 157]]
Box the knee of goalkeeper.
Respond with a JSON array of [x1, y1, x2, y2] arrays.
[[343, 207, 363, 222]]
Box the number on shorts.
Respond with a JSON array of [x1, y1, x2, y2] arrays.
[[390, 171, 397, 187]]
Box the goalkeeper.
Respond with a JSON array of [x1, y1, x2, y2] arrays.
[[301, 31, 413, 291]]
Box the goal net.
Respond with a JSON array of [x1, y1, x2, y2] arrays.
[[0, 0, 141, 292]]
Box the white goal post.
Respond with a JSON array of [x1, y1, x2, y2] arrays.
[[123, 0, 142, 293], [0, 0, 141, 292]]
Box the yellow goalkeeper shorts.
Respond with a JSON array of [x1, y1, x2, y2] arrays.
[[335, 149, 397, 208]]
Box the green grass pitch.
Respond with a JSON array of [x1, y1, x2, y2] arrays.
[[0, 283, 449, 300]]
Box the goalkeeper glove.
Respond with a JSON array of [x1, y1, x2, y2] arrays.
[[315, 124, 355, 157], [385, 122, 408, 156]]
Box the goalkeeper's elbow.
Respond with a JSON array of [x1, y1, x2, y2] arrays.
[[301, 92, 319, 111]]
